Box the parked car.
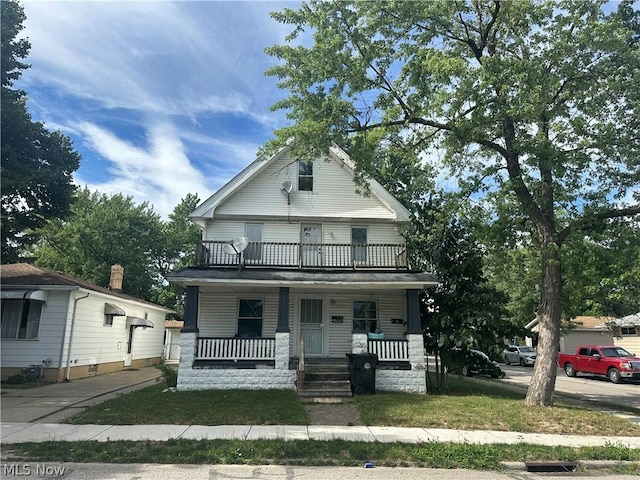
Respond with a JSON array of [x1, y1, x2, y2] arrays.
[[503, 345, 537, 366], [451, 350, 505, 378], [558, 345, 640, 384]]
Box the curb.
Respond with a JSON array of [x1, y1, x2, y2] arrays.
[[501, 460, 640, 472]]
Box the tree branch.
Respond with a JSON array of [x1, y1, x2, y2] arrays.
[[558, 206, 640, 242]]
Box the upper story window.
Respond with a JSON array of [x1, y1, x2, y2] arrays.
[[1, 299, 43, 339], [298, 161, 313, 191], [351, 226, 368, 263], [621, 327, 637, 336], [245, 223, 263, 262]]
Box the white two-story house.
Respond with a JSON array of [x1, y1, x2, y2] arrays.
[[169, 144, 438, 394]]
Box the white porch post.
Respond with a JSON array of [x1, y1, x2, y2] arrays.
[[352, 333, 368, 354], [275, 332, 290, 370], [176, 332, 197, 389], [407, 334, 426, 369]]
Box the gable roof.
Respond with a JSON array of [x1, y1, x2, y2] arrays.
[[190, 143, 411, 222], [525, 315, 613, 331], [0, 263, 174, 312]]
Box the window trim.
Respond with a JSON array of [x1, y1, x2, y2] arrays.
[[298, 160, 313, 192], [352, 299, 378, 333], [236, 298, 264, 338], [104, 314, 115, 327]]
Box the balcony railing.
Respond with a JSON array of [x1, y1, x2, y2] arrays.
[[197, 337, 276, 361], [196, 241, 409, 270]]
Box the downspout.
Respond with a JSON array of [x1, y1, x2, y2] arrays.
[[65, 292, 90, 381]]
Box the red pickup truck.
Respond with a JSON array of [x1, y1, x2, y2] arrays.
[[557, 345, 640, 383]]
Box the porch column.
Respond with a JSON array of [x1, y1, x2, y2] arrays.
[[275, 287, 291, 370], [177, 286, 199, 390], [406, 289, 425, 368], [181, 286, 199, 333], [276, 287, 290, 333], [406, 289, 421, 334]]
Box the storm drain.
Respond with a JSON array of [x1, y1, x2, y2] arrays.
[[525, 461, 577, 472]]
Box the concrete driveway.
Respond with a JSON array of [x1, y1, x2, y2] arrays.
[[0, 366, 160, 423]]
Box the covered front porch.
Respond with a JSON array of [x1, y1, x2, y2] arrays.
[[170, 268, 438, 393]]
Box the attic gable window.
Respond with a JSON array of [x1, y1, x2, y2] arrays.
[[298, 160, 313, 191]]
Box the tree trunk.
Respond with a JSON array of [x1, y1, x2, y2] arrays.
[[525, 236, 562, 406]]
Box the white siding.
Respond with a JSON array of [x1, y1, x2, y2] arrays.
[[60, 291, 167, 367], [215, 153, 397, 221], [0, 290, 71, 368], [199, 290, 281, 338]]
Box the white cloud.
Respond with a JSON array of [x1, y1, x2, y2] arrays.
[[72, 120, 210, 218]]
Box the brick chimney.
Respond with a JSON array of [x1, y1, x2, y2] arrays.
[[109, 264, 124, 293]]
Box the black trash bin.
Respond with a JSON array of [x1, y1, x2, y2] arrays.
[[346, 353, 378, 395]]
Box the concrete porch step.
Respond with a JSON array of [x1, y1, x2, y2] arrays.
[[298, 388, 352, 398]]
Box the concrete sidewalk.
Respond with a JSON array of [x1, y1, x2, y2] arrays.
[[2, 422, 640, 448]]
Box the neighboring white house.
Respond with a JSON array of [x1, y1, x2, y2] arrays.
[[168, 144, 439, 394], [1, 263, 174, 382]]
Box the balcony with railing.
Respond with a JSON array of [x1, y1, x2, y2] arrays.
[[196, 240, 409, 270]]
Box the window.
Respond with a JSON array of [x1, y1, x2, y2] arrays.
[[1, 299, 42, 339], [298, 160, 313, 191], [351, 226, 368, 263], [245, 223, 263, 262], [104, 314, 115, 327], [621, 327, 637, 336], [353, 300, 377, 333], [237, 299, 263, 338]]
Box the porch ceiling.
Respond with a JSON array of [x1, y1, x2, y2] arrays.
[[168, 267, 439, 290]]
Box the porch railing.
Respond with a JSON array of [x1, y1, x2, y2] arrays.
[[367, 338, 409, 361], [196, 241, 409, 270], [197, 337, 276, 361]]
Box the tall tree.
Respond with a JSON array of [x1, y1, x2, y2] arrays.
[[363, 139, 518, 390], [266, 0, 640, 406], [1, 0, 80, 262], [31, 188, 163, 301]]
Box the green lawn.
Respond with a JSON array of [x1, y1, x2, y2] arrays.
[[5, 376, 640, 470], [65, 376, 640, 437], [67, 385, 308, 426]]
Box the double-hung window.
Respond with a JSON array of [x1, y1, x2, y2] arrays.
[[237, 299, 263, 338], [1, 299, 43, 339], [353, 300, 377, 333], [298, 160, 313, 191]]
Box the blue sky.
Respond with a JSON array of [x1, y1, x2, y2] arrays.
[[17, 1, 299, 218]]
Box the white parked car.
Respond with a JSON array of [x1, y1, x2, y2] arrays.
[[503, 345, 537, 366]]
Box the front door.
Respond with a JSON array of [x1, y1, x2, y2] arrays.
[[300, 298, 324, 356], [124, 326, 134, 367], [301, 224, 322, 267]]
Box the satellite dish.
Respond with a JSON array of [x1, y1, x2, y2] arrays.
[[280, 180, 293, 194], [222, 236, 249, 255]]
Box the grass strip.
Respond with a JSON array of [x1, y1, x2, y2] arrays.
[[66, 386, 308, 426], [4, 439, 639, 471]]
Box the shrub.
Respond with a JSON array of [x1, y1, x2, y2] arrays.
[[155, 364, 177, 388]]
